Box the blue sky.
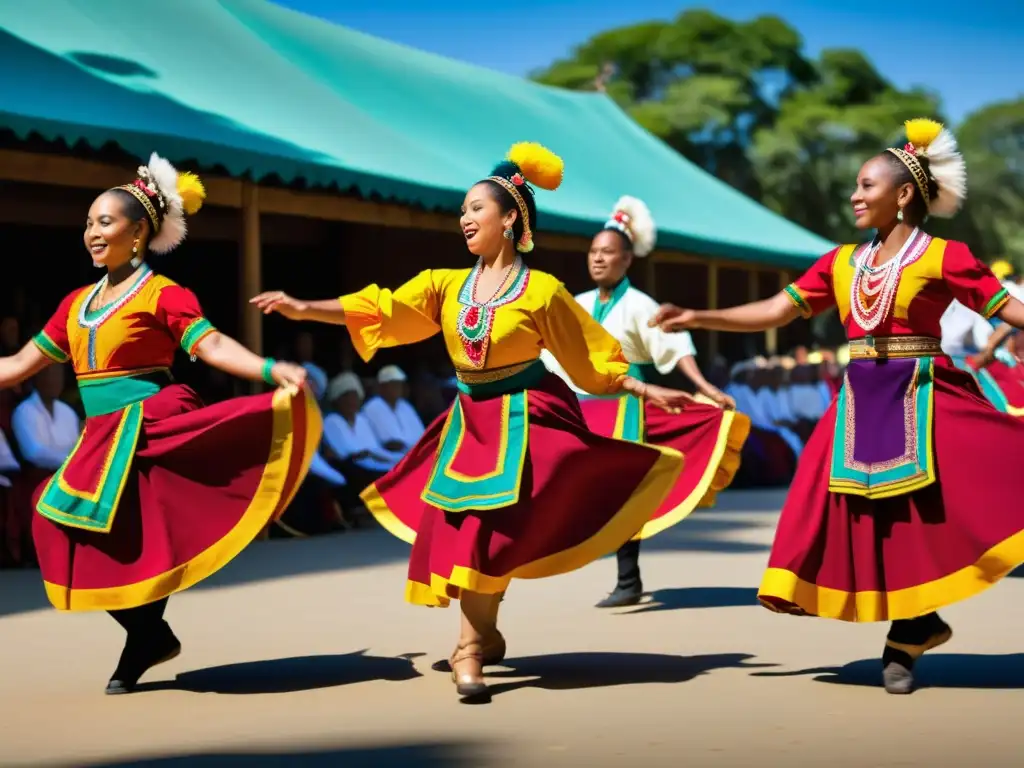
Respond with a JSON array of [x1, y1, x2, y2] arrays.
[[272, 0, 1023, 122]]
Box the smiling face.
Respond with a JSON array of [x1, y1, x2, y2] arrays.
[[84, 191, 147, 268], [588, 229, 632, 288], [850, 155, 917, 231], [460, 182, 516, 257]]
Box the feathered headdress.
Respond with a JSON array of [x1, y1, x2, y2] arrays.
[[604, 196, 657, 257], [887, 119, 966, 219], [116, 152, 207, 254], [487, 142, 564, 253]]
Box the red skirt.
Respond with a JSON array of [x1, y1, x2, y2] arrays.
[[965, 357, 1024, 416], [578, 395, 749, 538], [759, 359, 1024, 622], [32, 383, 321, 612], [362, 374, 683, 607]]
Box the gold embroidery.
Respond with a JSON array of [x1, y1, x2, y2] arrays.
[[848, 335, 941, 360], [843, 363, 919, 474], [455, 360, 537, 385]]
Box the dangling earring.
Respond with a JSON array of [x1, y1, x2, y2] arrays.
[[130, 239, 142, 268], [896, 207, 904, 222], [502, 227, 514, 241]]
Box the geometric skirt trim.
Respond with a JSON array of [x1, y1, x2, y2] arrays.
[[359, 374, 684, 607], [756, 361, 1024, 622], [37, 385, 321, 612], [577, 394, 749, 541]]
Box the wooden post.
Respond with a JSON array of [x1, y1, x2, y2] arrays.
[[768, 269, 790, 356], [645, 254, 657, 298], [707, 262, 719, 361], [241, 182, 262, 395]]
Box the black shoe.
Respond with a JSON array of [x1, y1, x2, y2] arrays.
[[595, 583, 643, 608], [881, 615, 953, 695], [105, 624, 182, 695]]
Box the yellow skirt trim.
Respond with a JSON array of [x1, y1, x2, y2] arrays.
[[364, 445, 684, 607], [44, 386, 323, 612], [634, 407, 750, 540], [758, 527, 1024, 623]]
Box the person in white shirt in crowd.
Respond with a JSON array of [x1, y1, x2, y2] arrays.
[[323, 373, 403, 488], [295, 331, 328, 401], [12, 364, 80, 472], [362, 365, 425, 456]]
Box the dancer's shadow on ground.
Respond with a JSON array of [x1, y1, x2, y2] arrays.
[[135, 650, 423, 695], [616, 586, 760, 615], [475, 652, 774, 697], [86, 740, 482, 767], [751, 653, 1024, 690]]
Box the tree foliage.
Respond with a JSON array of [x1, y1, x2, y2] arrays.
[[532, 10, 1023, 267]]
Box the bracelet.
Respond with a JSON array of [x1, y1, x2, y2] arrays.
[[261, 358, 277, 385]]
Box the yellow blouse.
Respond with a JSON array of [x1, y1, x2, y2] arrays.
[[340, 266, 628, 395]]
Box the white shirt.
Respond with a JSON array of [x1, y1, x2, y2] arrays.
[[0, 430, 19, 485], [12, 391, 80, 471], [308, 451, 347, 486], [789, 384, 826, 421], [323, 412, 402, 473], [541, 283, 695, 394], [361, 396, 425, 452], [940, 300, 978, 356]]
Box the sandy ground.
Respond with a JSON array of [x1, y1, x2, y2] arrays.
[[2, 489, 1023, 767]]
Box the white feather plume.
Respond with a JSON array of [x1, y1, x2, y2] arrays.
[[604, 195, 657, 257], [144, 152, 188, 254], [924, 127, 967, 219]]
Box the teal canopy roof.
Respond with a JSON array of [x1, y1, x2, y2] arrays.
[[0, 0, 833, 266]]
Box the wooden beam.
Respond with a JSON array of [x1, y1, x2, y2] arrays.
[[645, 254, 658, 297], [241, 182, 262, 393], [707, 262, 719, 361]]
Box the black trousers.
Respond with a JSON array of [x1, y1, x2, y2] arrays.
[[614, 539, 642, 590], [109, 597, 169, 638]]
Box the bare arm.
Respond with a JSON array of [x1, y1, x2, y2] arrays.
[[975, 298, 1024, 365], [250, 292, 346, 326], [678, 355, 735, 408], [194, 331, 307, 388], [0, 342, 51, 390], [652, 293, 801, 334]]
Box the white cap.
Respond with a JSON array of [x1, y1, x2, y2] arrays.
[[377, 365, 407, 384], [327, 372, 364, 403]]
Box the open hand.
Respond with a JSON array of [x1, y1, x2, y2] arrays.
[[250, 291, 308, 320], [649, 304, 699, 333], [271, 361, 308, 389], [968, 351, 994, 370], [642, 383, 694, 414], [708, 389, 736, 410]]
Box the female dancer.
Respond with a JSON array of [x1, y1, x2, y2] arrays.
[[253, 142, 688, 701], [651, 120, 1024, 694], [0, 153, 320, 694], [541, 197, 749, 608]]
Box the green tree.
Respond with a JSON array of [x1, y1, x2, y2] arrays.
[[532, 10, 814, 198]]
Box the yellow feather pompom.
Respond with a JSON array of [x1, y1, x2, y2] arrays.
[[905, 118, 943, 153], [176, 171, 206, 216], [507, 142, 564, 191]]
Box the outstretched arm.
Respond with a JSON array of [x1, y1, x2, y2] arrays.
[[250, 292, 346, 326], [678, 355, 735, 408], [973, 298, 1024, 366], [194, 332, 307, 388], [0, 342, 51, 390], [651, 293, 801, 334]]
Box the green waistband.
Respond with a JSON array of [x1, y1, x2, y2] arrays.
[[78, 371, 171, 417], [456, 359, 548, 398]]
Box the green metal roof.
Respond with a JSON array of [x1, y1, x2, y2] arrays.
[[0, 0, 833, 266]]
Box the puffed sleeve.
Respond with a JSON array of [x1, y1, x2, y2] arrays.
[[340, 269, 443, 362], [156, 285, 217, 357], [942, 241, 1010, 319], [783, 248, 840, 318], [32, 290, 77, 364], [535, 282, 629, 396]]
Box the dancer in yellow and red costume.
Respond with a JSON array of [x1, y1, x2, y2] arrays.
[[651, 120, 1024, 694], [253, 143, 689, 702], [0, 153, 321, 694]]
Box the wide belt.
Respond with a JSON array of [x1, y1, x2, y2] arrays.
[[848, 335, 942, 360]]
